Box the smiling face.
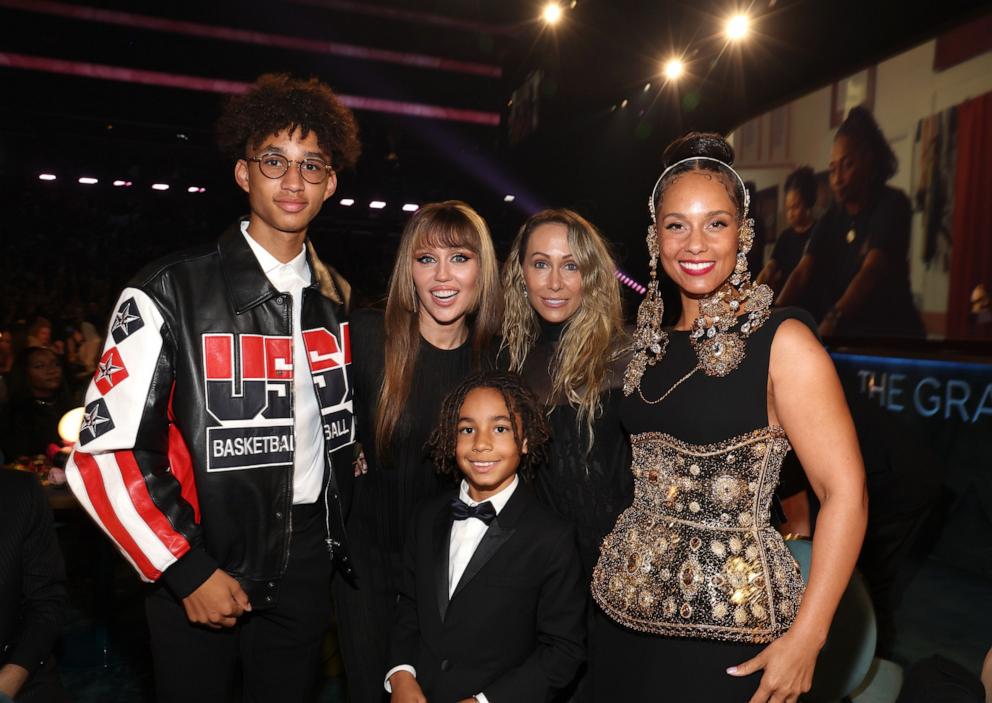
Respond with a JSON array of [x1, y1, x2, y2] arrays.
[[235, 127, 337, 244], [411, 238, 481, 337], [455, 386, 526, 501], [657, 170, 740, 302], [522, 222, 583, 324]]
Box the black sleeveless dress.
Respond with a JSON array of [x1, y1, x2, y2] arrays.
[[590, 307, 815, 701]]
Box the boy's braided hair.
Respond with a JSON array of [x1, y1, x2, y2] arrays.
[[429, 371, 549, 483]]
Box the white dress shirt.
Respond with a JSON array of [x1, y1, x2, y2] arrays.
[[241, 222, 324, 505], [384, 476, 519, 703]]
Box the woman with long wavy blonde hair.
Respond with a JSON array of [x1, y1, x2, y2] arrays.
[[501, 208, 633, 577], [333, 200, 501, 703]]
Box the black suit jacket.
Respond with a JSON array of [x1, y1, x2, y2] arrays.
[[389, 484, 586, 703], [0, 470, 66, 674]]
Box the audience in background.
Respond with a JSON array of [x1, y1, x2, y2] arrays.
[[757, 166, 818, 295], [0, 348, 75, 461]]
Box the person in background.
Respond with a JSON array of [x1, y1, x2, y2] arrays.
[[757, 166, 818, 296], [0, 468, 67, 703], [743, 181, 767, 278], [0, 330, 13, 375], [0, 348, 73, 461], [778, 107, 924, 338], [0, 331, 13, 433], [25, 319, 61, 355]]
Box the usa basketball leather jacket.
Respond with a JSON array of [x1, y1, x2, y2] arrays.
[[66, 222, 356, 607]]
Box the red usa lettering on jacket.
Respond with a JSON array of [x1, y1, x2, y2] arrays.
[[202, 324, 353, 472]]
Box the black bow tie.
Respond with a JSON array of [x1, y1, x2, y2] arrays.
[[450, 497, 497, 525]]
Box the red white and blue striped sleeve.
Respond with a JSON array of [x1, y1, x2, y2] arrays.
[[66, 287, 204, 587]]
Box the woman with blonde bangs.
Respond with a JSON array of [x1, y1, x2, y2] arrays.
[[333, 200, 501, 703], [501, 209, 634, 578]]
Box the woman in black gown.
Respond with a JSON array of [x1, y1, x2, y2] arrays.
[[590, 134, 867, 701], [333, 201, 501, 703], [500, 209, 632, 577]]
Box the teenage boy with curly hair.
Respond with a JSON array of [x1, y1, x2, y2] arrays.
[[67, 74, 361, 703]]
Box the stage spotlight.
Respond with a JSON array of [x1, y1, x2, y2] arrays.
[[39, 173, 57, 181], [663, 58, 685, 81], [726, 14, 749, 40], [78, 177, 98, 185], [542, 2, 563, 24], [113, 180, 127, 187], [152, 183, 170, 191], [339, 198, 355, 206], [620, 99, 629, 108], [402, 203, 419, 212], [504, 194, 516, 203], [369, 200, 387, 209], [643, 82, 652, 92], [187, 186, 200, 193]]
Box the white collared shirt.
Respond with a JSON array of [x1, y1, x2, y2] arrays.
[[448, 475, 518, 597], [241, 222, 324, 505], [383, 476, 519, 702]]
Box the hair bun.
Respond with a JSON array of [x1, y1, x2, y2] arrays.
[[662, 131, 735, 169]]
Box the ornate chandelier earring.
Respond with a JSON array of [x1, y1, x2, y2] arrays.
[[689, 206, 773, 377], [623, 219, 669, 396]]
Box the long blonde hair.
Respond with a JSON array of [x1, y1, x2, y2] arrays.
[[501, 209, 626, 445], [376, 201, 501, 460]]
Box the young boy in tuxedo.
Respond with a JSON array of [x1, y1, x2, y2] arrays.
[[385, 371, 586, 703]]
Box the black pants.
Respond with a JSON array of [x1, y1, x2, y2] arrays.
[[330, 525, 395, 703], [145, 505, 334, 703]]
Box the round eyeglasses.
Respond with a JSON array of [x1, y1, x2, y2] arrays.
[[246, 153, 333, 185]]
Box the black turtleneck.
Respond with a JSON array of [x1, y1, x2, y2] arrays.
[[510, 321, 634, 578], [538, 317, 565, 343]]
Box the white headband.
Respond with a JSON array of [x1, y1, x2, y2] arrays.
[[648, 155, 750, 223]]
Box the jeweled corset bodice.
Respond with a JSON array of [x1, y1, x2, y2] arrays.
[[591, 426, 805, 643]]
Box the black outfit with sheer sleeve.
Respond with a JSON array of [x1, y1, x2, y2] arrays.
[[332, 308, 488, 703], [514, 319, 634, 578], [507, 319, 633, 702]]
